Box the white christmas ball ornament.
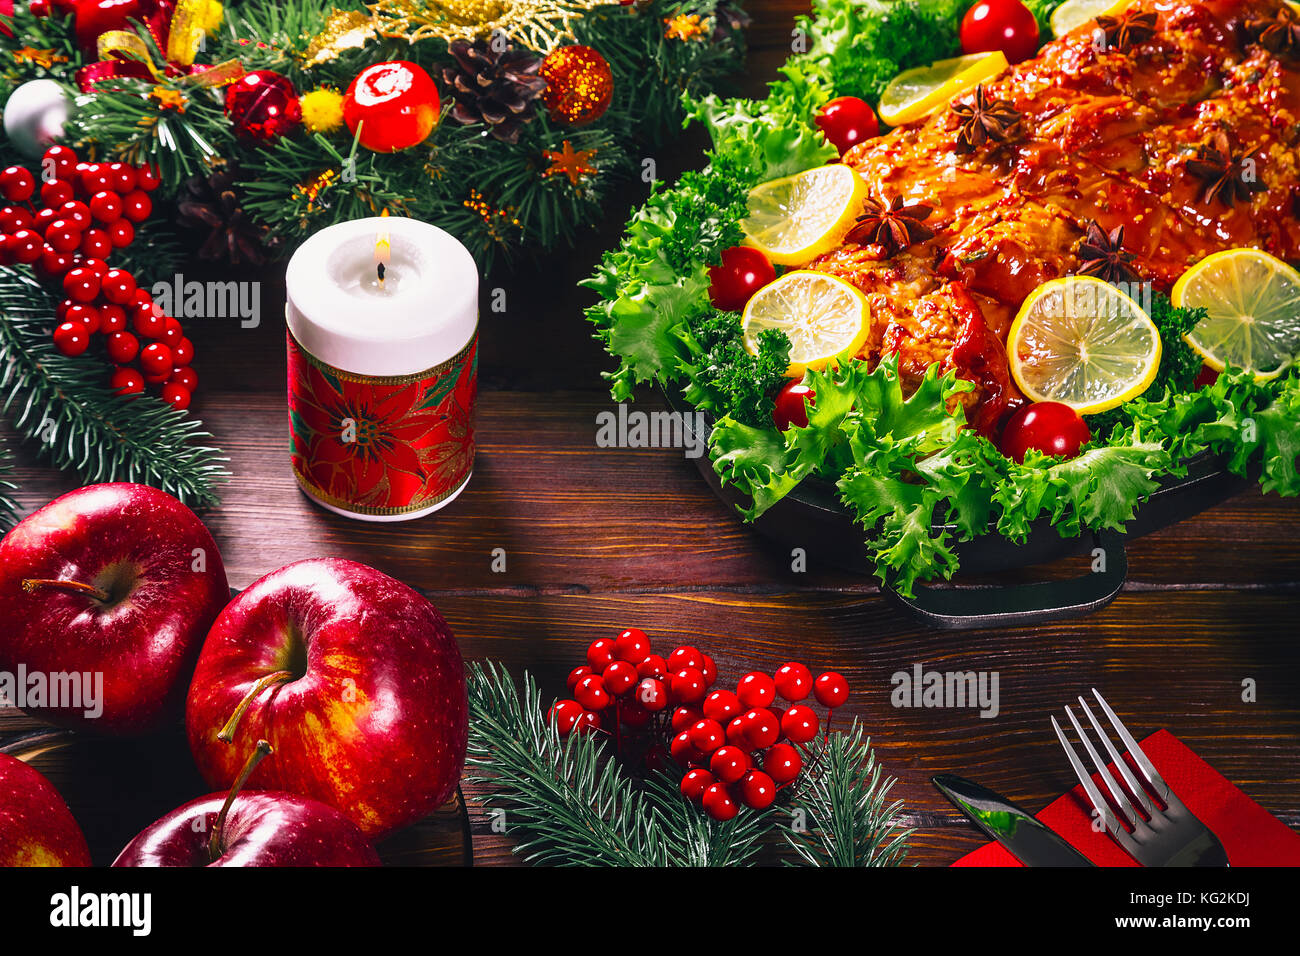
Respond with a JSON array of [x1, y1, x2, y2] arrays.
[[3, 79, 71, 160]]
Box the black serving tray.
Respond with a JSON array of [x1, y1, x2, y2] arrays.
[[667, 388, 1251, 630]]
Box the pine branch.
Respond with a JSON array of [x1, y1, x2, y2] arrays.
[[785, 722, 914, 867], [0, 270, 228, 510], [0, 433, 20, 534], [641, 770, 782, 866]]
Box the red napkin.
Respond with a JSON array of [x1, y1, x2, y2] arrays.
[[953, 729, 1300, 866]]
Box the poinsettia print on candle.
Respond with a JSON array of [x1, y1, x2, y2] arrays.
[[283, 216, 479, 521]]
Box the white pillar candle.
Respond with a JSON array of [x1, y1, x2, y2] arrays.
[[284, 216, 479, 521]]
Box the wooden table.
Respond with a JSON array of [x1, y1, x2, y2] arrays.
[[4, 1, 1298, 867]]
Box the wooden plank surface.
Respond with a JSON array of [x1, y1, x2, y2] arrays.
[[3, 0, 1299, 867]]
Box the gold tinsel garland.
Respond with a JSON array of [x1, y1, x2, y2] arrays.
[[368, 0, 612, 54]]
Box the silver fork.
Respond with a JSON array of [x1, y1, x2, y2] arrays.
[[1051, 689, 1229, 867]]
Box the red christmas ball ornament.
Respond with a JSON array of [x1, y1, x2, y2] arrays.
[[343, 60, 439, 153], [815, 96, 880, 153], [225, 69, 303, 141], [707, 245, 775, 312], [539, 45, 613, 126]]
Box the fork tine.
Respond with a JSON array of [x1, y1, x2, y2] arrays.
[[1092, 689, 1171, 803], [1051, 714, 1132, 847], [1078, 695, 1157, 818], [1064, 704, 1144, 830]]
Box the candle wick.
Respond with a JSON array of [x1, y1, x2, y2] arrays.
[[377, 262, 386, 286]]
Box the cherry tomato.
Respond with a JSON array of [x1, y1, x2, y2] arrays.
[[998, 401, 1091, 462], [707, 245, 775, 312], [1194, 365, 1219, 389], [772, 381, 816, 431], [815, 96, 880, 153], [960, 0, 1040, 64]]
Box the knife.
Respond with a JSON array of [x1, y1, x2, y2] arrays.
[[932, 773, 1093, 867]]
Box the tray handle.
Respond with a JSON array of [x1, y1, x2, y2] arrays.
[[885, 530, 1127, 630]]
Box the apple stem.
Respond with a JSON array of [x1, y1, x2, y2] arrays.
[[209, 738, 272, 863], [216, 671, 293, 744], [21, 578, 110, 603]]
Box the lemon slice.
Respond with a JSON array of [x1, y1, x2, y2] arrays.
[[1173, 248, 1300, 382], [1008, 276, 1162, 413], [877, 51, 1010, 127], [741, 271, 869, 377], [740, 165, 867, 267], [1050, 0, 1131, 36]]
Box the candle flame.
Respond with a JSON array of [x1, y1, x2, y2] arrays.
[[375, 210, 391, 286]]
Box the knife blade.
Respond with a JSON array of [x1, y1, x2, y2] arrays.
[[932, 773, 1093, 867]]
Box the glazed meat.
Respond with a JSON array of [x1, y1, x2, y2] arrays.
[[811, 0, 1300, 433]]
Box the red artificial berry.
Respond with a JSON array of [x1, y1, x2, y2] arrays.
[[39, 179, 74, 209], [29, 0, 51, 14], [573, 710, 600, 735], [573, 674, 610, 711], [105, 332, 139, 365], [59, 200, 91, 230], [737, 672, 776, 709], [79, 164, 113, 196], [79, 257, 107, 275], [170, 367, 198, 392], [709, 745, 750, 784], [99, 304, 128, 334], [44, 219, 82, 253], [122, 190, 152, 223], [100, 268, 137, 304], [680, 768, 714, 803], [548, 698, 585, 735], [619, 697, 651, 728], [106, 163, 135, 194], [135, 164, 160, 191], [144, 368, 172, 386], [139, 342, 173, 376], [725, 716, 747, 748], [702, 689, 742, 724], [815, 95, 880, 155], [0, 205, 32, 232], [634, 677, 668, 712], [42, 145, 78, 181], [107, 219, 134, 248], [0, 166, 36, 203], [65, 303, 99, 333], [602, 659, 639, 696], [159, 382, 189, 408], [8, 229, 42, 264], [774, 662, 813, 701], [613, 627, 651, 664], [738, 770, 777, 810], [80, 229, 113, 260], [62, 266, 100, 303], [781, 705, 819, 744], [173, 339, 197, 370], [688, 718, 725, 754], [110, 366, 146, 396], [88, 190, 123, 224], [707, 245, 776, 312], [670, 705, 702, 733], [740, 708, 781, 749], [636, 654, 668, 680], [763, 742, 802, 784], [33, 206, 57, 232], [56, 298, 74, 321], [567, 665, 593, 691], [670, 667, 707, 705], [699, 654, 717, 686], [133, 287, 153, 305], [669, 730, 702, 767], [814, 672, 850, 708], [701, 783, 738, 821], [667, 646, 705, 672], [587, 637, 617, 671], [39, 248, 75, 275], [53, 321, 89, 356]]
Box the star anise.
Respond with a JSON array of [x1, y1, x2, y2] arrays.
[[1076, 220, 1141, 284], [1185, 132, 1266, 208], [950, 85, 1021, 150], [1246, 6, 1300, 57], [846, 194, 936, 256], [1096, 10, 1158, 51]]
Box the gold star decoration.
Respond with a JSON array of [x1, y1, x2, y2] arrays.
[[541, 140, 597, 186], [295, 169, 339, 211], [370, 0, 610, 54], [149, 87, 189, 112], [13, 47, 67, 68], [664, 13, 708, 41]]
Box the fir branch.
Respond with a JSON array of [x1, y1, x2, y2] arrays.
[[0, 271, 228, 509], [0, 433, 20, 534], [786, 722, 913, 867], [641, 770, 782, 866]]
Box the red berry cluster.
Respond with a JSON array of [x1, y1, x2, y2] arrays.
[[0, 147, 196, 410], [547, 629, 851, 823]]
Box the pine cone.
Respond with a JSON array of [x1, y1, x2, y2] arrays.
[[175, 166, 274, 266], [442, 39, 547, 144]]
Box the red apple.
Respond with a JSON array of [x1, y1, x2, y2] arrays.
[[185, 558, 468, 838], [113, 741, 379, 867], [0, 483, 230, 734], [0, 753, 92, 866]]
